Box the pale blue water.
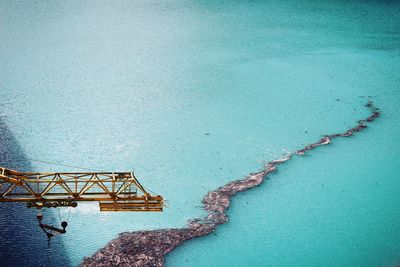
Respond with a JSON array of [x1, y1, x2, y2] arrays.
[[0, 0, 399, 266]]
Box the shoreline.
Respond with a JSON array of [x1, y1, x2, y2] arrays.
[[81, 101, 380, 267]]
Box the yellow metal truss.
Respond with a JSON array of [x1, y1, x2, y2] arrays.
[[0, 167, 163, 212]]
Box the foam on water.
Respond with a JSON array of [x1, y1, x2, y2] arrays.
[[0, 0, 399, 266]]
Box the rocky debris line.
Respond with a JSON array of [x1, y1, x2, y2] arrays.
[[81, 101, 380, 267], [296, 101, 380, 154]]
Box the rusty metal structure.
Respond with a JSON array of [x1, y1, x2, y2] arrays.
[[0, 167, 163, 212]]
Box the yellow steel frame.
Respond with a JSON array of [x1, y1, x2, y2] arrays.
[[0, 167, 163, 212]]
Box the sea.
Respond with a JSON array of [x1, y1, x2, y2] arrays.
[[0, 0, 399, 266]]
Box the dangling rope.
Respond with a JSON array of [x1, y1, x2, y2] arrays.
[[57, 208, 62, 224], [56, 207, 73, 223], [67, 207, 72, 223]]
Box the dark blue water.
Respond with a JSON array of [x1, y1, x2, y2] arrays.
[[0, 119, 70, 267]]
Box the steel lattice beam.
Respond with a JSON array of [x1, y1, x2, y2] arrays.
[[0, 167, 163, 211]]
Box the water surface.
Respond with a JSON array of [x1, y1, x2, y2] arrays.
[[0, 0, 399, 266]]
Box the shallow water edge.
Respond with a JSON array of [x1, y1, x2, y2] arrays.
[[81, 101, 380, 267]]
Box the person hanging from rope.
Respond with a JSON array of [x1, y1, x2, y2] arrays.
[[37, 212, 68, 246]]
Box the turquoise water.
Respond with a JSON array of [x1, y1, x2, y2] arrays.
[[1, 0, 399, 266]]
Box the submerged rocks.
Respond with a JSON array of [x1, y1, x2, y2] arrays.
[[81, 101, 380, 267]]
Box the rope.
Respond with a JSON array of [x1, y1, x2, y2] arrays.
[[142, 185, 160, 197], [142, 185, 170, 208], [57, 208, 62, 223], [28, 158, 105, 172], [67, 207, 72, 223]]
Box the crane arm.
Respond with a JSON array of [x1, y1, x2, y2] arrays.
[[0, 167, 163, 211]]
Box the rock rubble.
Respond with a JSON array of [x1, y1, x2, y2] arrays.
[[81, 101, 380, 267]]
